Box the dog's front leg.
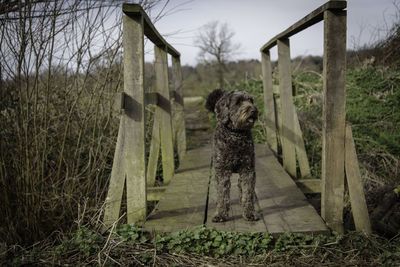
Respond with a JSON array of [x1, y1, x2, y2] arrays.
[[239, 171, 259, 221], [212, 169, 232, 222]]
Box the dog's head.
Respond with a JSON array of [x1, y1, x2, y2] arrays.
[[206, 89, 258, 130]]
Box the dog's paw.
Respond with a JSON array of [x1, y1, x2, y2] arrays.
[[212, 214, 227, 223], [243, 213, 259, 221]]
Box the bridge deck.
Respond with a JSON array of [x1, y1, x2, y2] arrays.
[[144, 144, 329, 235]]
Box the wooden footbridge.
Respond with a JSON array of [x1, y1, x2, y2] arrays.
[[103, 1, 371, 235]]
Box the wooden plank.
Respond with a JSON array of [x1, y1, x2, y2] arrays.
[[206, 144, 327, 235], [146, 110, 160, 187], [296, 179, 321, 194], [145, 92, 159, 105], [321, 9, 347, 234], [147, 186, 167, 201], [103, 12, 149, 230], [261, 51, 278, 154], [102, 117, 127, 231], [277, 39, 297, 177], [254, 145, 329, 235], [294, 110, 311, 178], [154, 45, 175, 184], [207, 173, 267, 232], [115, 92, 126, 110], [123, 14, 147, 224], [345, 125, 372, 234], [171, 56, 186, 164], [273, 87, 282, 137], [123, 3, 180, 57], [144, 146, 212, 232], [260, 1, 347, 52]]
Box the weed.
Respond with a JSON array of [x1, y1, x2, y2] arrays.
[[3, 225, 399, 266]]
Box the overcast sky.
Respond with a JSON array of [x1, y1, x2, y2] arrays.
[[145, 0, 398, 66]]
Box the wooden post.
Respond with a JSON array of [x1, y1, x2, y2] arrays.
[[147, 112, 160, 187], [154, 45, 174, 184], [273, 85, 282, 137], [261, 50, 278, 154], [294, 111, 311, 178], [345, 125, 372, 235], [171, 56, 186, 164], [321, 9, 347, 233], [277, 38, 296, 177], [103, 13, 147, 229]]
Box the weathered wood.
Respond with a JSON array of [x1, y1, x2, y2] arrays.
[[146, 110, 160, 187], [171, 56, 186, 164], [296, 179, 321, 194], [147, 186, 167, 201], [277, 39, 297, 177], [123, 14, 147, 225], [103, 14, 147, 229], [254, 145, 329, 235], [145, 144, 329, 235], [116, 92, 126, 110], [321, 9, 347, 234], [154, 45, 175, 184], [261, 1, 347, 52], [273, 86, 283, 137], [206, 144, 328, 235], [145, 92, 159, 105], [123, 4, 180, 57], [294, 110, 311, 178], [207, 173, 267, 232], [345, 125, 372, 235], [261, 51, 278, 154], [144, 146, 212, 232], [102, 117, 127, 230]]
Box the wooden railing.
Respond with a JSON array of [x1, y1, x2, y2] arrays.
[[102, 4, 186, 230], [260, 0, 371, 234]]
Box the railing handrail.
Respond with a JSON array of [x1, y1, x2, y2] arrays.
[[260, 0, 346, 52], [260, 0, 370, 235], [103, 3, 185, 231], [123, 3, 180, 58]]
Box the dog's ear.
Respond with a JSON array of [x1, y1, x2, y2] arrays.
[[214, 92, 231, 124], [205, 88, 225, 113]]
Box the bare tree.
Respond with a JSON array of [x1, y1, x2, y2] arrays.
[[195, 21, 240, 88]]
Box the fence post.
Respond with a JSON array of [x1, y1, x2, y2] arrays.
[[103, 13, 147, 229], [171, 56, 186, 164], [345, 124, 372, 235], [261, 50, 278, 154], [321, 8, 347, 233], [147, 111, 160, 187], [154, 45, 174, 184], [277, 38, 297, 177], [294, 111, 311, 178]]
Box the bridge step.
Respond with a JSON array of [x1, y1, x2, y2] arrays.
[[144, 144, 329, 235]]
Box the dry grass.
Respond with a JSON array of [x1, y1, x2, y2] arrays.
[[2, 225, 399, 266]]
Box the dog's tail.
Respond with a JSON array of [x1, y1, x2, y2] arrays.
[[205, 88, 225, 113]]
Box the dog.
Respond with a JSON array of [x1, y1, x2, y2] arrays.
[[205, 89, 259, 222]]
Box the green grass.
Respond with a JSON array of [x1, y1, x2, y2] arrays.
[[223, 66, 400, 182], [3, 224, 399, 266]]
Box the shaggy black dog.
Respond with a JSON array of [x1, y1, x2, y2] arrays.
[[206, 89, 259, 222]]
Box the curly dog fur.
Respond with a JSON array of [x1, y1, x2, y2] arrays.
[[206, 89, 259, 222]]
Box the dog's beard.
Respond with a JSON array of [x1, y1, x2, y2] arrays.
[[231, 102, 258, 130]]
